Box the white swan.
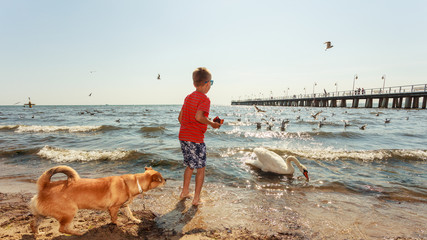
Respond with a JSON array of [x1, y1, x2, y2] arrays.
[[247, 148, 309, 181]]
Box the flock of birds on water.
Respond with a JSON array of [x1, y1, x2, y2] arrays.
[[248, 105, 403, 132]]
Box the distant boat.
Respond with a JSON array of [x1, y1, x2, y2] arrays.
[[24, 97, 36, 108]]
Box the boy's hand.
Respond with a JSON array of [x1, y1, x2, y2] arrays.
[[210, 122, 221, 129]]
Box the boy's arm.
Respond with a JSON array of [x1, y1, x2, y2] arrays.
[[178, 110, 182, 124], [195, 110, 220, 128]]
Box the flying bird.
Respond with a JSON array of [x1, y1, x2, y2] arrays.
[[254, 105, 266, 113], [89, 93, 92, 97], [280, 120, 289, 131], [324, 41, 333, 51], [157, 74, 161, 80], [311, 111, 323, 120]]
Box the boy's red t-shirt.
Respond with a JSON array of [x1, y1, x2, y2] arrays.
[[179, 91, 210, 143]]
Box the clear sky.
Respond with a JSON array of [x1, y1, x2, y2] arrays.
[[1, 0, 426, 105]]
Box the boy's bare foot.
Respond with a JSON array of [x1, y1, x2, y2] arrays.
[[192, 197, 202, 206], [179, 192, 192, 200]]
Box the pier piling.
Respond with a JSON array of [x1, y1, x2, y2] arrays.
[[232, 84, 427, 109]]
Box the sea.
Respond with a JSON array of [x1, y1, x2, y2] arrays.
[[0, 104, 426, 239]]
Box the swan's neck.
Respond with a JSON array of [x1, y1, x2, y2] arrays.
[[286, 156, 301, 170]]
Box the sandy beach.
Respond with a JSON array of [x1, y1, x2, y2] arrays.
[[0, 191, 307, 240]]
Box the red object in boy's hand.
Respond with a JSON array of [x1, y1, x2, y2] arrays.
[[213, 116, 224, 124]]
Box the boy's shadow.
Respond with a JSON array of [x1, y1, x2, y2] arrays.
[[153, 198, 199, 236]]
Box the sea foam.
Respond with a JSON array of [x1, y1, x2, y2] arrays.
[[0, 125, 114, 133], [276, 148, 427, 162], [37, 146, 135, 162]]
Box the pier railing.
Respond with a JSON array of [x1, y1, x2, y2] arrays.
[[233, 84, 427, 102], [232, 83, 427, 109]]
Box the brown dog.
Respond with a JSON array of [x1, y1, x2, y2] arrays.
[[29, 165, 166, 236]]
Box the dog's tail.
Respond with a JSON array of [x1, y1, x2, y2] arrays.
[[37, 165, 80, 192]]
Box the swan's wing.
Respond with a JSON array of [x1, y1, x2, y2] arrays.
[[253, 148, 290, 174], [245, 158, 264, 169]]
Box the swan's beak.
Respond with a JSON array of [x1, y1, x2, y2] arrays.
[[303, 170, 309, 181]]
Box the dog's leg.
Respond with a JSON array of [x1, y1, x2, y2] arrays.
[[29, 195, 41, 235], [30, 214, 42, 235], [123, 205, 141, 223], [58, 210, 83, 236], [108, 206, 120, 225]]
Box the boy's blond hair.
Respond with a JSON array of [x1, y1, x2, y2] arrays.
[[192, 67, 211, 87]]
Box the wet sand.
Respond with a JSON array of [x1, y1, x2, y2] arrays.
[[0, 191, 304, 240], [1, 177, 425, 240]]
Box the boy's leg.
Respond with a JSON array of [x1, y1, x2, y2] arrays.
[[180, 166, 193, 199], [192, 166, 205, 206]]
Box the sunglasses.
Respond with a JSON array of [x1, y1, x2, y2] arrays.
[[205, 80, 214, 86]]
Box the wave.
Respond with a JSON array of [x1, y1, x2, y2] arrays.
[[0, 125, 19, 131], [272, 148, 427, 162], [140, 126, 166, 133], [223, 129, 364, 140], [0, 125, 120, 133], [308, 131, 364, 139], [0, 148, 40, 158], [37, 145, 145, 162], [216, 146, 427, 162]]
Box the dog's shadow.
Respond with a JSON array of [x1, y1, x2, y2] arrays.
[[20, 199, 199, 239]]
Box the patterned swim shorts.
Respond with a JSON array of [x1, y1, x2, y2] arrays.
[[180, 141, 206, 169]]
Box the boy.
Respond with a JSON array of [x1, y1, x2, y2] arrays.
[[178, 67, 221, 206]]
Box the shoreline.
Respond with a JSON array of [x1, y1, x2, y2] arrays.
[[1, 179, 426, 240], [0, 191, 306, 240]]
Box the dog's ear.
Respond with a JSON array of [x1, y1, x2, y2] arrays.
[[144, 166, 153, 171], [151, 172, 163, 183]]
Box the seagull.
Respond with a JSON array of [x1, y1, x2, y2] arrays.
[[360, 124, 367, 130], [256, 122, 261, 130], [90, 71, 96, 74], [318, 121, 325, 128], [385, 118, 391, 123], [157, 74, 161, 80], [311, 110, 323, 120], [324, 41, 333, 51], [115, 119, 120, 123], [254, 105, 266, 113], [342, 120, 351, 128], [280, 120, 288, 131]]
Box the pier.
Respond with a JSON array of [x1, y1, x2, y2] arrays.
[[231, 84, 427, 109]]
